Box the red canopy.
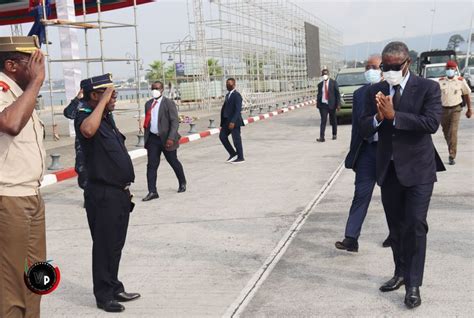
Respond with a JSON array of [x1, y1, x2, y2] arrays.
[[0, 0, 154, 26]]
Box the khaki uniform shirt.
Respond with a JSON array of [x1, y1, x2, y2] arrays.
[[439, 76, 471, 107], [0, 72, 46, 196]]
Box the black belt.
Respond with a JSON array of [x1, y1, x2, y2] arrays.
[[443, 104, 462, 108]]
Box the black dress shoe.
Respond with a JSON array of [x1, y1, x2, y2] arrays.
[[178, 184, 186, 193], [332, 135, 337, 140], [335, 237, 358, 252], [379, 276, 405, 292], [382, 236, 391, 248], [97, 300, 125, 312], [142, 192, 159, 201], [404, 286, 421, 309], [449, 156, 455, 165], [115, 291, 141, 302], [316, 138, 325, 142]]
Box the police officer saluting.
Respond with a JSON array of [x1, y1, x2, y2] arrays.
[[439, 60, 472, 165], [75, 74, 140, 312]]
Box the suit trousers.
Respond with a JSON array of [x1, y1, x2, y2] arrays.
[[441, 105, 462, 159], [318, 105, 337, 139], [146, 134, 186, 193], [344, 142, 377, 239], [84, 183, 131, 303], [381, 163, 434, 287], [0, 194, 46, 318], [219, 122, 244, 159]]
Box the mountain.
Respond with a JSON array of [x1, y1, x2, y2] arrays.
[[343, 29, 471, 61]]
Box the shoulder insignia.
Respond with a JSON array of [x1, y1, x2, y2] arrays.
[[78, 107, 92, 113], [458, 76, 464, 80], [0, 81, 10, 92], [439, 77, 446, 81]]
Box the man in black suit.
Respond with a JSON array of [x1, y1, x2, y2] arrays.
[[336, 54, 385, 252], [360, 42, 445, 309], [142, 81, 186, 202], [316, 68, 341, 142], [220, 78, 245, 164]]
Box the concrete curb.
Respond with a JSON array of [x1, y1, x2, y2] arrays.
[[40, 99, 315, 188]]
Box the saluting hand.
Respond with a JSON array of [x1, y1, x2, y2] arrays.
[[100, 87, 115, 103], [28, 50, 45, 85]]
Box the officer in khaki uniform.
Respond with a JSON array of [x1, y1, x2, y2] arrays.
[[0, 36, 47, 317], [439, 60, 472, 165]]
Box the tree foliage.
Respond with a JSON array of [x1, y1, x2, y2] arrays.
[[447, 34, 465, 51]]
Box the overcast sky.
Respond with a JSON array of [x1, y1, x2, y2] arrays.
[[0, 0, 472, 79]]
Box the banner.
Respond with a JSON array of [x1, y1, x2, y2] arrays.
[[0, 0, 154, 26]]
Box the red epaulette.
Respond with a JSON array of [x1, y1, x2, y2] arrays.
[[458, 76, 464, 80], [0, 81, 10, 92], [439, 77, 445, 80]]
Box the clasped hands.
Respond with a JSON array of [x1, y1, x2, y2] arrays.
[[375, 92, 395, 122]]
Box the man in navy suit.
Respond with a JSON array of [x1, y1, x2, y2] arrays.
[[220, 78, 245, 164], [336, 54, 385, 252], [360, 42, 445, 309], [316, 68, 341, 142]]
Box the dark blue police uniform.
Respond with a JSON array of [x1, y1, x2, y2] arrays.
[[75, 107, 135, 304]]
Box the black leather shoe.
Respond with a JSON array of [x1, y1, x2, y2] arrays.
[[316, 138, 325, 142], [97, 300, 125, 312], [332, 135, 337, 140], [115, 291, 141, 302], [335, 237, 358, 252], [380, 276, 405, 292], [178, 184, 186, 193], [382, 236, 391, 248], [449, 156, 455, 165], [142, 192, 159, 202], [404, 286, 421, 309]]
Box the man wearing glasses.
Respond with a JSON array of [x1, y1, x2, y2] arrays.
[[360, 42, 445, 309], [0, 36, 47, 318], [75, 74, 140, 312]]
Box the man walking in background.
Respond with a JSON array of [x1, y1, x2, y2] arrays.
[[316, 68, 341, 142], [439, 60, 472, 165], [220, 77, 245, 163], [336, 54, 389, 252], [0, 36, 47, 317], [142, 81, 186, 202]]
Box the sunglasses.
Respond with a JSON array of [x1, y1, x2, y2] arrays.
[[380, 58, 408, 72]]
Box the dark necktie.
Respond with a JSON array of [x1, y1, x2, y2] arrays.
[[393, 85, 401, 110]]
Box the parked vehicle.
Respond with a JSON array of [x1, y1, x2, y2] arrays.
[[462, 66, 474, 90], [334, 67, 366, 120]]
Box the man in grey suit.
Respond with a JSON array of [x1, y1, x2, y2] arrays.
[[142, 81, 186, 201]]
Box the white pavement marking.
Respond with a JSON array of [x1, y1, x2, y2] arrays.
[[40, 174, 57, 188], [128, 149, 147, 160], [263, 114, 270, 119], [243, 119, 249, 125], [209, 128, 221, 135], [188, 134, 201, 141], [223, 161, 346, 318], [252, 116, 261, 121]]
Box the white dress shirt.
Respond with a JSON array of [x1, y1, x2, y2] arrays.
[[321, 80, 329, 104], [150, 97, 163, 134]]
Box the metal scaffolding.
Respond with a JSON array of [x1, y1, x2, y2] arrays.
[[161, 0, 343, 112], [39, 0, 143, 141]]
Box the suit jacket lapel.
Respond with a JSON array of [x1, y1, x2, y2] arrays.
[[399, 74, 417, 112], [158, 97, 165, 122]]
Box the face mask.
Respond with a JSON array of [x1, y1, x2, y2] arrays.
[[364, 69, 382, 84], [446, 69, 455, 78], [383, 70, 404, 86], [152, 89, 161, 99], [322, 75, 329, 81]]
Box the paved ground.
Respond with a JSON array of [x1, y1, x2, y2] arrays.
[[39, 104, 473, 317]]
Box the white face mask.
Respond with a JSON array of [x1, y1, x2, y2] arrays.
[[152, 89, 162, 99], [364, 69, 382, 84], [383, 70, 404, 86], [322, 75, 329, 81], [446, 69, 455, 78]]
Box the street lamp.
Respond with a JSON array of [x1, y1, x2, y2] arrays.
[[429, 2, 436, 51]]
